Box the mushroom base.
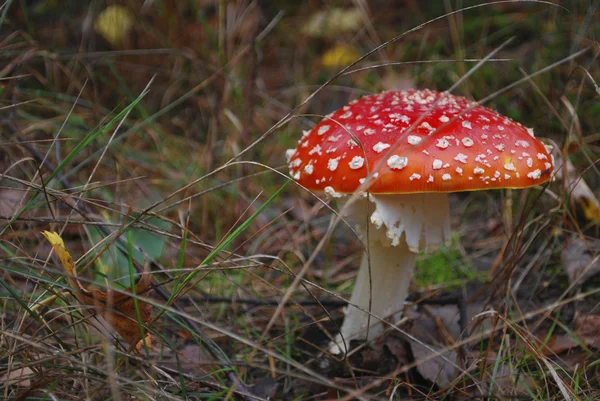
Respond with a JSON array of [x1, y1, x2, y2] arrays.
[[330, 240, 416, 354]]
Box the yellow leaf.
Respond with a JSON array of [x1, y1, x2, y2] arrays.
[[321, 44, 360, 69], [581, 196, 600, 225], [41, 230, 84, 300], [95, 5, 135, 47]]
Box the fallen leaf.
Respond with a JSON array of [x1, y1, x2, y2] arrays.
[[95, 5, 135, 47], [0, 367, 34, 387], [545, 314, 600, 355], [555, 155, 600, 226], [561, 236, 600, 286], [0, 189, 25, 217], [161, 344, 218, 376], [303, 8, 362, 38], [42, 231, 153, 350], [321, 44, 360, 69], [250, 376, 278, 400], [406, 306, 461, 388]]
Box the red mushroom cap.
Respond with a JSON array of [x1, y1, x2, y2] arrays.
[[288, 89, 553, 194]]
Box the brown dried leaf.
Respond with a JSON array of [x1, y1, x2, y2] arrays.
[[406, 306, 460, 388], [42, 231, 153, 350], [90, 273, 153, 349], [545, 315, 600, 355], [561, 236, 600, 286], [0, 367, 34, 387]]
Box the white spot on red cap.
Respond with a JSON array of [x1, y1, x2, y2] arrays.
[[407, 135, 422, 145], [419, 122, 433, 131], [409, 173, 421, 181], [364, 128, 376, 136], [285, 149, 295, 163], [339, 111, 352, 119], [436, 138, 450, 149], [474, 167, 485, 175], [527, 169, 541, 179], [462, 137, 474, 147], [527, 128, 535, 137], [387, 155, 408, 170], [454, 153, 468, 163], [328, 157, 341, 171], [456, 167, 463, 175], [433, 159, 443, 169], [348, 156, 364, 170], [462, 121, 472, 129], [537, 153, 548, 160], [304, 164, 314, 175], [439, 115, 450, 123], [515, 140, 530, 148], [373, 142, 391, 153], [442, 174, 452, 181], [308, 144, 322, 156], [318, 125, 331, 135], [427, 175, 434, 182], [494, 144, 505, 152], [527, 158, 533, 168]]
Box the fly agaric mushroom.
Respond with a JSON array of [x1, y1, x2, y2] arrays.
[[287, 89, 554, 352]]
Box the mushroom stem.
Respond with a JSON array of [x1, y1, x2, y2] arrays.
[[331, 240, 416, 353], [330, 193, 451, 354]]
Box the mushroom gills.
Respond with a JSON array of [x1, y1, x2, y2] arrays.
[[344, 193, 451, 252]]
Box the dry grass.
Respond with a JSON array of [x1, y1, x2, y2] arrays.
[[1, 1, 599, 400]]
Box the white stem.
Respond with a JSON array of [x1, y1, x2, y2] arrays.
[[331, 240, 416, 354]]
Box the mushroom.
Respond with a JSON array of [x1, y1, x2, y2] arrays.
[[287, 89, 554, 353]]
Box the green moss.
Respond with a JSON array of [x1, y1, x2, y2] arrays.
[[414, 234, 485, 287]]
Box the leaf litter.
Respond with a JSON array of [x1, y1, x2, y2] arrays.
[[42, 231, 153, 351]]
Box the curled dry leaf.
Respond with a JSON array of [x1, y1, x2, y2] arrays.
[[42, 231, 153, 351], [556, 155, 600, 226]]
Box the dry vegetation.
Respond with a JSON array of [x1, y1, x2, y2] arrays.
[[1, 0, 599, 400]]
